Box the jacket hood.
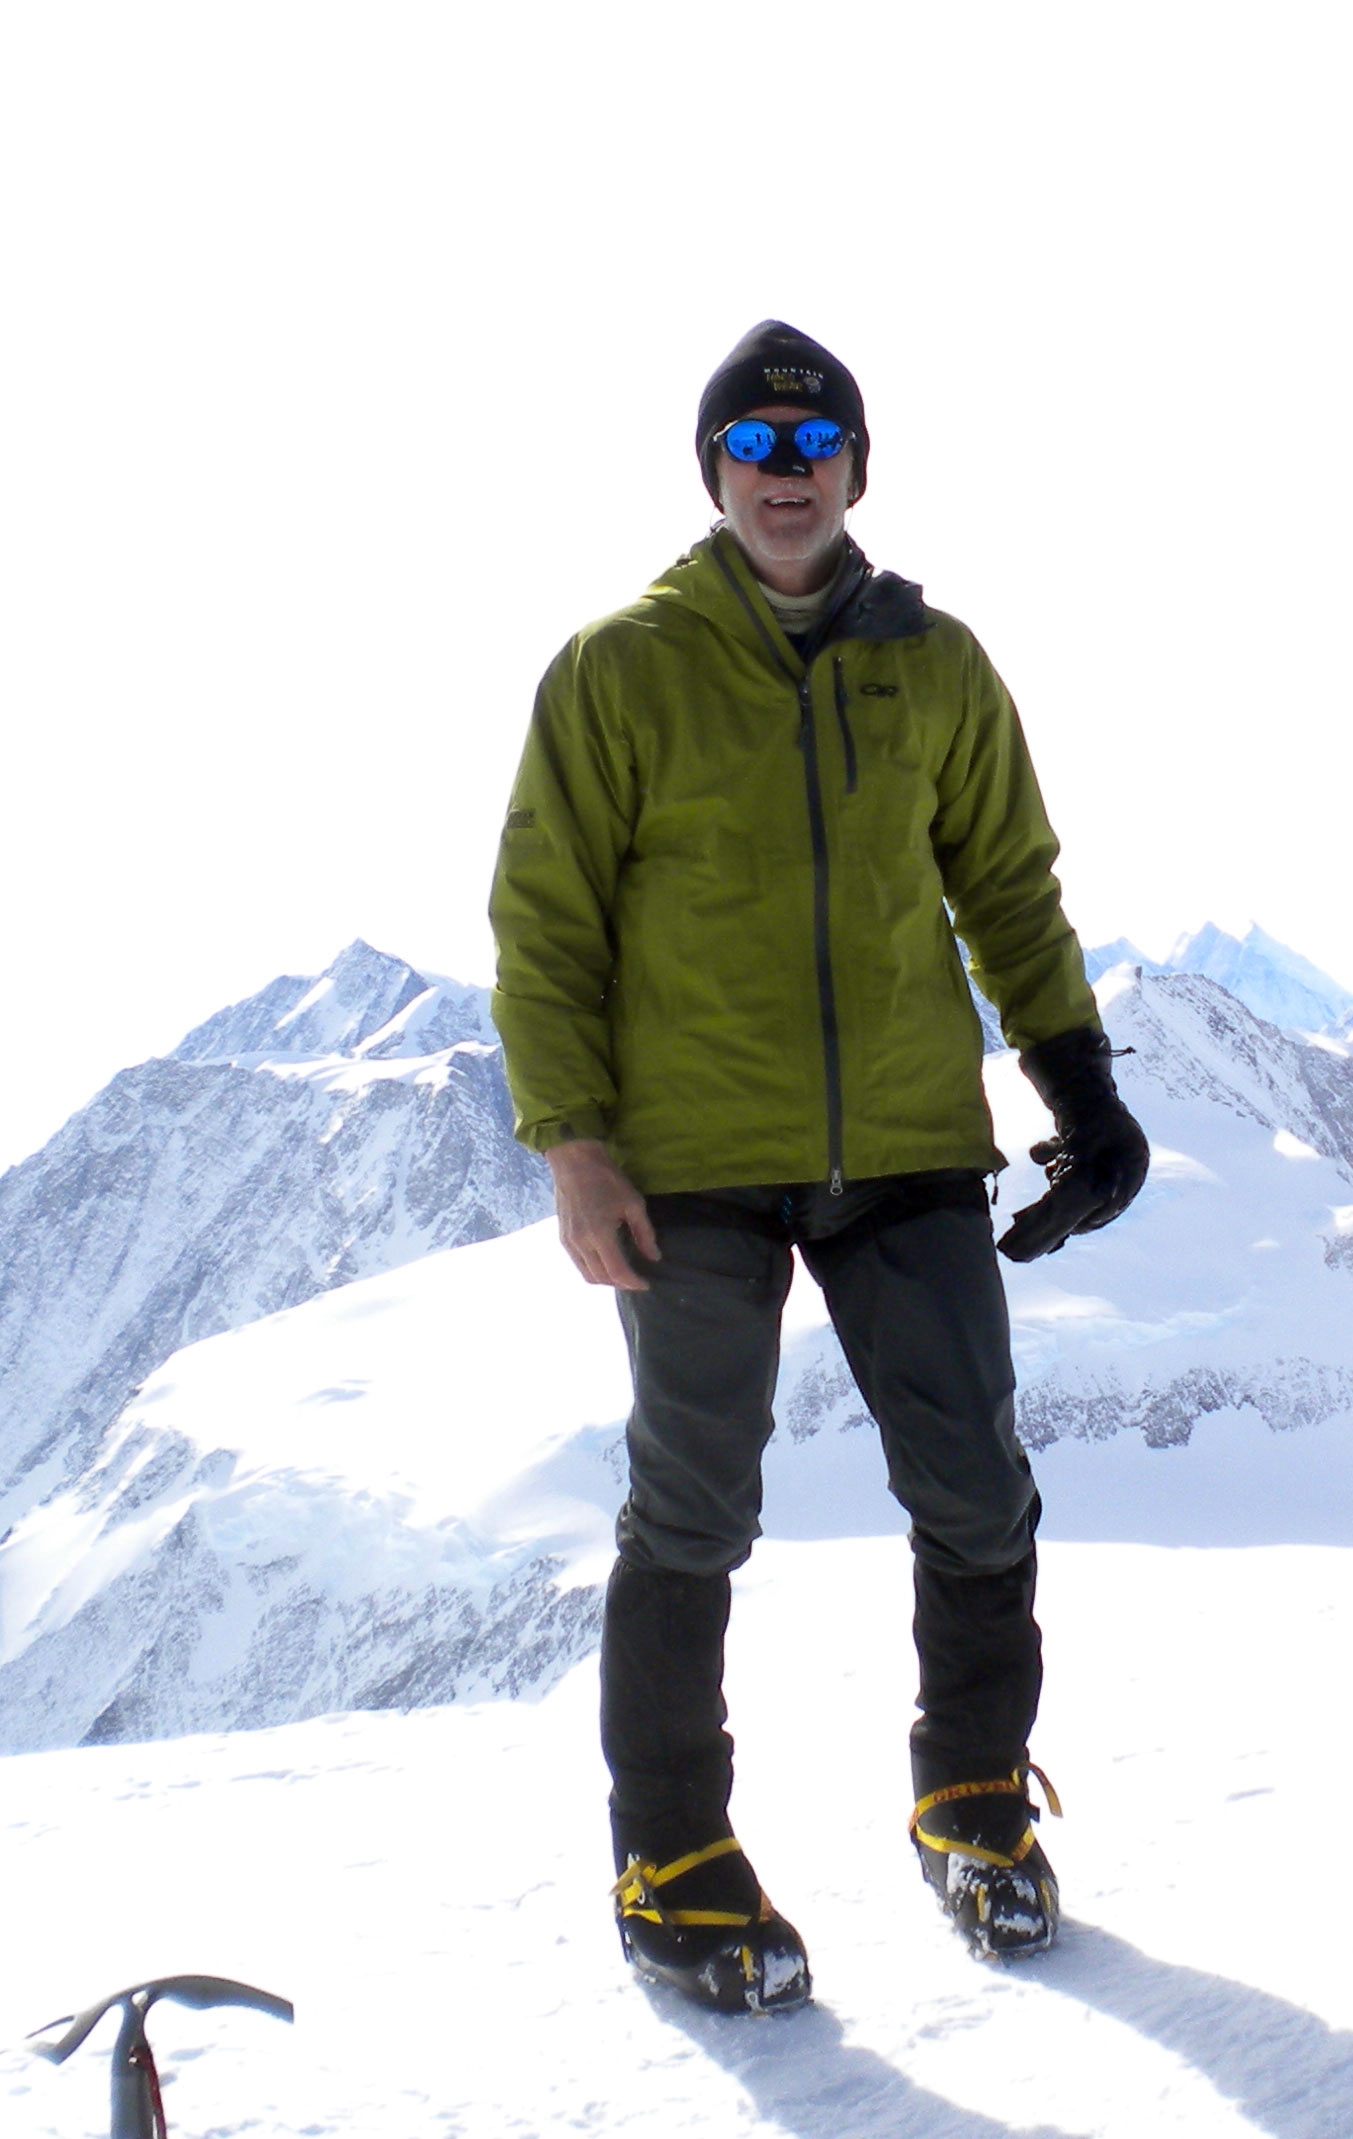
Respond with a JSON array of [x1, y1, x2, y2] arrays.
[[639, 530, 929, 661]]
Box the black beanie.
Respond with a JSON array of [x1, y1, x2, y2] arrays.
[[696, 319, 870, 505]]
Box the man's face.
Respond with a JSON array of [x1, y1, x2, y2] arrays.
[[715, 403, 856, 591]]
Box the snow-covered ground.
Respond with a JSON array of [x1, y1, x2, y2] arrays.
[[2, 1529, 1351, 2136]]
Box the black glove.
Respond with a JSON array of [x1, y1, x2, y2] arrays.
[[997, 1027, 1150, 1263]]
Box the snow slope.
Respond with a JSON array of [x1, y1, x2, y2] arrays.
[[0, 1225, 627, 1751], [1, 1537, 1350, 2137], [992, 966, 1353, 1451]]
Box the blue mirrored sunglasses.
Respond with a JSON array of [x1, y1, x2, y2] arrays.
[[718, 417, 849, 463]]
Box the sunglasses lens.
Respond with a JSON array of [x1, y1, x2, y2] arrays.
[[795, 419, 845, 459], [723, 420, 776, 462]]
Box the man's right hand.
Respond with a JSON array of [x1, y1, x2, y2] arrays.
[[545, 1139, 661, 1291]]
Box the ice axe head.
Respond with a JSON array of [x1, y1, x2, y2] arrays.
[[28, 1974, 293, 2139]]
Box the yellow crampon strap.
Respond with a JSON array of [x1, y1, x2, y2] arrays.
[[1028, 1762, 1063, 1819], [912, 1823, 1037, 1870], [908, 1764, 1063, 1870], [611, 1836, 753, 1929]]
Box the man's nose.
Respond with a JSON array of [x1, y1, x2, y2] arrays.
[[760, 441, 814, 478]]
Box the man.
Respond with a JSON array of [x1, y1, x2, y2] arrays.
[[489, 321, 1148, 2013]]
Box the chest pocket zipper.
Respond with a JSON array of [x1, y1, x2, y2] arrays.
[[832, 657, 858, 795]]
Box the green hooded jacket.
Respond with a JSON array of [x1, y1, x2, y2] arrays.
[[489, 529, 1098, 1193]]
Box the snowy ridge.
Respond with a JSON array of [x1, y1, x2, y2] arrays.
[[0, 943, 548, 1549], [0, 1228, 628, 1752], [993, 968, 1353, 1451], [1016, 1356, 1353, 1450], [2, 968, 1351, 1754], [1083, 918, 1353, 1035], [1166, 919, 1353, 1033]]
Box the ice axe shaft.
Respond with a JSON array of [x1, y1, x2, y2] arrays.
[[111, 2003, 164, 2139]]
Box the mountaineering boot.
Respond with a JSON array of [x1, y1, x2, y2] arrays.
[[612, 1831, 811, 2014], [600, 1560, 809, 2012], [909, 1763, 1062, 1961]]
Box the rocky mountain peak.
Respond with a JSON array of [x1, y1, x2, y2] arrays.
[[173, 941, 493, 1063]]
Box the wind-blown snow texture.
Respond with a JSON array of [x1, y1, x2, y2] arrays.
[[3, 1541, 1352, 2138], [1, 964, 1350, 1757], [0, 940, 549, 1549]]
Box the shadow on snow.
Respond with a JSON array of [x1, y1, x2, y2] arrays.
[[633, 1920, 1352, 2139]]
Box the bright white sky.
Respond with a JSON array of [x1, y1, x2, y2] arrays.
[[2, 1, 1350, 1169]]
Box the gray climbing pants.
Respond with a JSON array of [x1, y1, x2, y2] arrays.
[[613, 1175, 1035, 1581]]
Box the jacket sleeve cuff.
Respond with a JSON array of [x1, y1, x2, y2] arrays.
[[518, 1104, 611, 1154]]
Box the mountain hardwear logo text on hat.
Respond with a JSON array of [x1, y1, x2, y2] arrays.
[[764, 367, 824, 396]]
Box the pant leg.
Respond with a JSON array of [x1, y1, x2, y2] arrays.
[[800, 1203, 1042, 1780], [600, 1558, 737, 1863], [602, 1215, 793, 1854], [908, 1516, 1042, 1785], [614, 1219, 793, 1575]]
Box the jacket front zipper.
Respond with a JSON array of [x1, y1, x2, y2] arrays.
[[710, 536, 851, 1194], [798, 668, 845, 1194]]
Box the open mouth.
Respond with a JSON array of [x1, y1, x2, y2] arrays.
[[763, 496, 813, 509]]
